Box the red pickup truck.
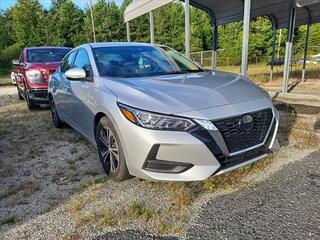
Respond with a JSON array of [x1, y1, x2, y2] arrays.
[[13, 46, 71, 110]]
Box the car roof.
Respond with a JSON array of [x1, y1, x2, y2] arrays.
[[87, 42, 162, 48], [25, 46, 72, 50]]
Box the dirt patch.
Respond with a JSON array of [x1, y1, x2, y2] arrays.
[[0, 78, 11, 87], [0, 101, 105, 234]]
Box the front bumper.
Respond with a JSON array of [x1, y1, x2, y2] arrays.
[[27, 89, 49, 103], [118, 103, 279, 181]]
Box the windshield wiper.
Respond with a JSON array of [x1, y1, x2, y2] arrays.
[[162, 69, 204, 75]]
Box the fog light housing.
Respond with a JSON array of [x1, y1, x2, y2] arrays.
[[144, 160, 193, 173], [143, 145, 193, 173]]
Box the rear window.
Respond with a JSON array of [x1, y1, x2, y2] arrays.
[[27, 49, 70, 63]]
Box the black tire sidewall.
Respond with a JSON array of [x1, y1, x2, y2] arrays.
[[50, 97, 63, 128], [96, 116, 129, 181], [26, 92, 36, 110], [17, 85, 23, 100]]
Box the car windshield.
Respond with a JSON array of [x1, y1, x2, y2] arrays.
[[27, 49, 70, 63], [92, 45, 203, 78]]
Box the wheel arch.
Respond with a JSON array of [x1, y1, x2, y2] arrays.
[[92, 108, 130, 172], [93, 112, 107, 141]]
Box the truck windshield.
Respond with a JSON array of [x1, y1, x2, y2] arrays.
[[27, 49, 70, 63], [93, 45, 203, 78]]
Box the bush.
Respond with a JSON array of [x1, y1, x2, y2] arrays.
[[0, 43, 22, 76]]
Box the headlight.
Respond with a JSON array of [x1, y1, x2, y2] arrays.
[[118, 103, 196, 131], [193, 119, 218, 131], [26, 70, 43, 84]]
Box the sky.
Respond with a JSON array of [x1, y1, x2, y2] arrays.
[[0, 0, 123, 10]]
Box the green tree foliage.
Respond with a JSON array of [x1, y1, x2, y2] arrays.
[[84, 0, 126, 42], [11, 0, 46, 46], [0, 10, 14, 49], [46, 0, 85, 46], [154, 3, 185, 51], [0, 0, 320, 76]]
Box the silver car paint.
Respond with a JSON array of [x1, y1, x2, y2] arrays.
[[49, 42, 279, 181], [103, 71, 269, 115]]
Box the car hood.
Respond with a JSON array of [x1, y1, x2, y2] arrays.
[[104, 71, 270, 114], [26, 62, 60, 71]]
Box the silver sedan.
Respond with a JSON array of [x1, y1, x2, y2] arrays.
[[48, 42, 279, 182]]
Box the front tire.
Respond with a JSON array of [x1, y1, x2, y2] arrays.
[[17, 85, 23, 100], [25, 91, 37, 110], [96, 116, 129, 181], [49, 97, 63, 128]]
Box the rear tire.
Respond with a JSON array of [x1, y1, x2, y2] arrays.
[[49, 96, 63, 128], [96, 116, 130, 182]]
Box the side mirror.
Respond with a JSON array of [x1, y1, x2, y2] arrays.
[[12, 59, 20, 65], [65, 68, 86, 80]]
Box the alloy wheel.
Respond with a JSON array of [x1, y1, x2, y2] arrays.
[[99, 127, 119, 173]]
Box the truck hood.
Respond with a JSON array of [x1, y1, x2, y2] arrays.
[[26, 62, 60, 72], [104, 71, 270, 114]]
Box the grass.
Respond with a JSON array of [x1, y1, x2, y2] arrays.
[[80, 176, 108, 189], [98, 208, 117, 226], [0, 128, 10, 138], [67, 196, 87, 214], [0, 161, 14, 177], [207, 62, 320, 84], [74, 152, 87, 161], [69, 160, 275, 233], [0, 181, 40, 202], [129, 201, 154, 221], [0, 75, 12, 87], [70, 147, 78, 155], [74, 211, 96, 227], [0, 215, 20, 226]]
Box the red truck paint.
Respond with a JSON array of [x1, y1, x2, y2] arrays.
[[14, 46, 71, 110]]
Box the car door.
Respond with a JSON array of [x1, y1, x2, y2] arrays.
[[57, 50, 77, 122], [64, 48, 94, 138]]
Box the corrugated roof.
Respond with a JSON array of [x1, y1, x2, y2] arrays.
[[191, 0, 320, 28], [124, 0, 320, 28]]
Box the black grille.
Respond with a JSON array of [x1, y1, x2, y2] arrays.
[[33, 91, 48, 99], [212, 108, 273, 153]]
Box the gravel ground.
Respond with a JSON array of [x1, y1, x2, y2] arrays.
[[91, 149, 320, 239], [185, 150, 320, 240], [0, 91, 319, 239], [0, 86, 16, 97]]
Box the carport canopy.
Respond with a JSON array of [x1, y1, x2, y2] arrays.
[[124, 0, 320, 93], [124, 0, 320, 28]]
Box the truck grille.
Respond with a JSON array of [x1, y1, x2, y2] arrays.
[[212, 108, 273, 153]]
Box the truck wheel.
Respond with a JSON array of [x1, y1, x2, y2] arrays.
[[25, 90, 37, 110], [17, 85, 23, 100]]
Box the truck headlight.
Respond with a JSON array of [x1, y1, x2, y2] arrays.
[[26, 70, 43, 84], [118, 103, 196, 131]]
